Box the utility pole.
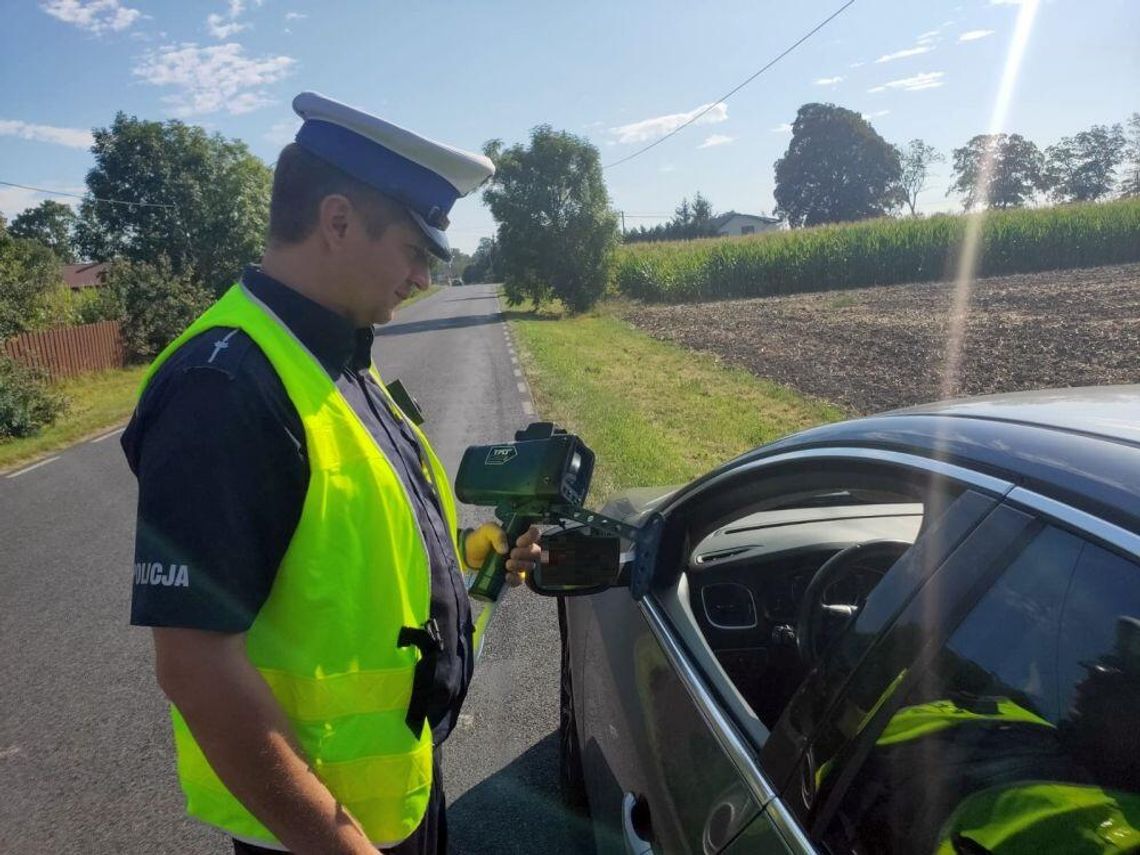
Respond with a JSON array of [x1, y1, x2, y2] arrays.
[[619, 210, 625, 235]]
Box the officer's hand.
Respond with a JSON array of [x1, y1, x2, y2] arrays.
[[462, 522, 509, 572], [505, 525, 542, 587]]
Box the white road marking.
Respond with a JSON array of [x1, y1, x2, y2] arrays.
[[457, 713, 475, 729], [6, 456, 61, 479], [90, 426, 126, 444], [513, 368, 522, 378], [522, 401, 535, 416], [517, 382, 528, 394]]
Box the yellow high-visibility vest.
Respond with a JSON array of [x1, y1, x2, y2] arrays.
[[141, 283, 462, 847]]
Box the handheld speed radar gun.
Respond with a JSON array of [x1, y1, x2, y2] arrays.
[[455, 423, 596, 602]]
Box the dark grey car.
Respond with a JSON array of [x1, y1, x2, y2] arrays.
[[549, 387, 1140, 854]]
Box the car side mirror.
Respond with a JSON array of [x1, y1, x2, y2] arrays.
[[527, 527, 627, 597]]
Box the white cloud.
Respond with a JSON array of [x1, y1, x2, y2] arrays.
[[660, 164, 677, 173], [959, 29, 996, 41], [698, 134, 736, 149], [206, 13, 247, 38], [875, 45, 934, 63], [771, 123, 794, 133], [284, 11, 307, 21], [206, 0, 254, 39], [264, 120, 299, 145], [133, 43, 296, 116], [868, 71, 946, 93], [40, 0, 140, 34], [849, 60, 865, 68], [814, 76, 845, 86], [861, 109, 891, 119], [610, 102, 728, 145], [916, 29, 942, 43], [990, 0, 1027, 4], [0, 119, 93, 149]]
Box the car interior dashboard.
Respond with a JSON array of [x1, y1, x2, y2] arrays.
[[683, 503, 923, 728]]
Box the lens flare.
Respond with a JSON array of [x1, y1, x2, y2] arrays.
[[940, 0, 1041, 400]]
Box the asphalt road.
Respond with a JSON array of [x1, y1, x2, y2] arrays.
[[0, 283, 591, 853]]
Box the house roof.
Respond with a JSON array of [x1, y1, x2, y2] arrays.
[[61, 262, 109, 289], [712, 211, 782, 228]]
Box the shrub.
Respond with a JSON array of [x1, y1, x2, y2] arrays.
[[105, 257, 212, 361], [0, 355, 68, 438]]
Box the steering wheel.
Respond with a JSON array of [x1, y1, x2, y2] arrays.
[[795, 540, 912, 668]]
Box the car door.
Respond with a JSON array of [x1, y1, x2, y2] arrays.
[[571, 447, 1014, 854], [575, 583, 775, 854]]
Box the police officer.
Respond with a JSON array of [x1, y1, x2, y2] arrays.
[[123, 92, 541, 854]]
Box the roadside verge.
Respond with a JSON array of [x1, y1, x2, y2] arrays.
[[504, 301, 842, 505], [0, 365, 147, 473]]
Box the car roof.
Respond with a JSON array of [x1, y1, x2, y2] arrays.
[[739, 385, 1140, 536], [885, 384, 1140, 446]]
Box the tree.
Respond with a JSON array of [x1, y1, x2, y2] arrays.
[[104, 257, 212, 361], [75, 113, 272, 295], [9, 200, 79, 261], [482, 125, 617, 312], [435, 248, 471, 283], [1043, 124, 1127, 203], [623, 193, 720, 243], [1120, 112, 1140, 198], [773, 103, 902, 227], [462, 237, 497, 283], [948, 133, 1044, 210], [897, 139, 944, 216], [0, 232, 67, 340], [690, 192, 714, 233]]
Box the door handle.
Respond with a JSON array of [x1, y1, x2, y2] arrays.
[[622, 792, 655, 855]]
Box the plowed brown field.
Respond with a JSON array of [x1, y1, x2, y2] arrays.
[[623, 263, 1140, 415]]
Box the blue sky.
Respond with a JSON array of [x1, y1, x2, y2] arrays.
[[1, 0, 1137, 254]]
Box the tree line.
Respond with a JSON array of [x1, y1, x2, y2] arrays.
[[774, 103, 1140, 227]]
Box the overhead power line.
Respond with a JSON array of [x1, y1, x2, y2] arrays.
[[603, 0, 856, 170], [0, 180, 178, 210]]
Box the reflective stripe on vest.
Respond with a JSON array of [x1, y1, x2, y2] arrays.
[[142, 284, 463, 846]]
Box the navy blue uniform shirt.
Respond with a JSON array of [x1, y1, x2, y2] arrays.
[[123, 268, 474, 742]]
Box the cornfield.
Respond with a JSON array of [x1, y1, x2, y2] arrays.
[[613, 197, 1140, 303]]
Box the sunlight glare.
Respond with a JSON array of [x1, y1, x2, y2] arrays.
[[940, 0, 1041, 400]]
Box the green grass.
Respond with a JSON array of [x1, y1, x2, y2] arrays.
[[507, 303, 843, 505], [0, 365, 148, 471], [614, 197, 1140, 303], [401, 284, 442, 308]]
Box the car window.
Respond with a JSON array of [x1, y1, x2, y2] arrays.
[[674, 467, 983, 740], [819, 526, 1140, 855], [687, 489, 921, 727]]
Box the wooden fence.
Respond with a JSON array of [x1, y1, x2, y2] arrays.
[[2, 320, 125, 381]]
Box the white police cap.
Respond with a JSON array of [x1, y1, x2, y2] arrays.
[[292, 91, 495, 261]]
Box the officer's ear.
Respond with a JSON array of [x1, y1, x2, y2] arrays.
[[317, 194, 353, 248]]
